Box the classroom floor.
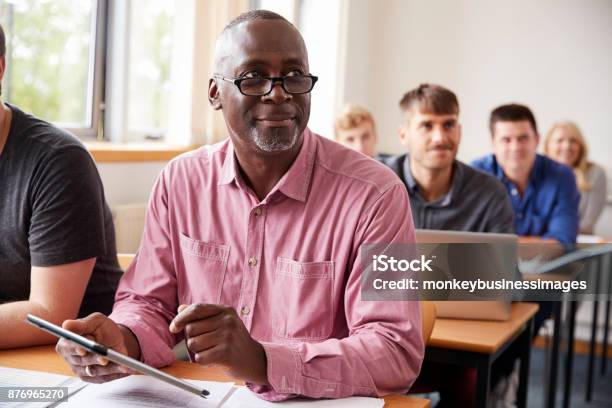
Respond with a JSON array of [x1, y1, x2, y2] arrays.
[[528, 347, 612, 407]]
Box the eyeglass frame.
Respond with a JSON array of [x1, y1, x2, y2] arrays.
[[213, 74, 318, 96]]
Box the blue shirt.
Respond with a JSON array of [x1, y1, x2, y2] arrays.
[[471, 154, 579, 244]]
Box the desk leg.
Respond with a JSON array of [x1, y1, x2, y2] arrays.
[[563, 300, 577, 408], [475, 355, 491, 408], [602, 297, 610, 376], [517, 319, 533, 408], [546, 301, 562, 408], [601, 253, 611, 376], [586, 256, 601, 402]]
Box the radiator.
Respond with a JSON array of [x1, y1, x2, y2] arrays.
[[111, 203, 147, 253]]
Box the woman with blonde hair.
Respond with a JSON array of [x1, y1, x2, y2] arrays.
[[544, 121, 607, 234]]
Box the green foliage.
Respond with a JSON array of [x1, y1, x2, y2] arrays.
[[0, 0, 93, 126]]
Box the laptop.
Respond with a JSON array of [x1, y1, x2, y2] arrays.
[[415, 229, 518, 321]]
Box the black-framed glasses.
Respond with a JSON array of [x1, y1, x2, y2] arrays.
[[213, 74, 318, 96]]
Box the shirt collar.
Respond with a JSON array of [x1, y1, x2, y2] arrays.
[[403, 154, 461, 207], [402, 154, 418, 192], [217, 128, 316, 203], [275, 127, 316, 202], [494, 153, 541, 187], [218, 141, 239, 186]]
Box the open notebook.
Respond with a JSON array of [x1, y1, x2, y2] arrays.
[[0, 367, 384, 408]]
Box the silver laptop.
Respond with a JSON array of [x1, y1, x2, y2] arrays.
[[415, 229, 518, 321]]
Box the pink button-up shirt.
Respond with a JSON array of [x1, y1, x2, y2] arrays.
[[109, 128, 423, 400]]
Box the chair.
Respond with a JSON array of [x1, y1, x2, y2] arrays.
[[407, 301, 437, 395], [421, 301, 437, 345]]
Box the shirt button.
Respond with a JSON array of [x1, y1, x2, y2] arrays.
[[253, 207, 262, 216], [248, 257, 258, 267], [511, 188, 518, 196], [240, 306, 250, 315]]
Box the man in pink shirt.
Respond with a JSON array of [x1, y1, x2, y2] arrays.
[[56, 10, 423, 400]]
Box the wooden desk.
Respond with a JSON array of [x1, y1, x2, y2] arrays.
[[426, 302, 539, 408], [0, 346, 430, 408]]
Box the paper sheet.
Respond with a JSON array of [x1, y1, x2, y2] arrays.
[[60, 375, 235, 408], [0, 366, 86, 408], [222, 386, 385, 408]]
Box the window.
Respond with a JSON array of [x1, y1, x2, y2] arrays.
[[0, 0, 179, 142], [0, 1, 252, 144], [0, 0, 103, 138], [126, 0, 175, 140]]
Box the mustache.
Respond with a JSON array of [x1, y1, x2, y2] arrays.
[[427, 144, 454, 151]]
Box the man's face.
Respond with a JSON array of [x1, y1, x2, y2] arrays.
[[209, 19, 310, 155], [491, 120, 539, 174], [336, 122, 378, 157], [398, 108, 460, 171]]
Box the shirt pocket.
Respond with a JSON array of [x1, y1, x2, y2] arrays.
[[178, 233, 230, 304], [272, 257, 335, 341]]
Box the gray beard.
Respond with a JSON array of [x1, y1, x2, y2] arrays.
[[251, 128, 299, 153]]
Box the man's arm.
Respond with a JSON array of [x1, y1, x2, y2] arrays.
[[0, 258, 94, 348], [1, 144, 112, 349], [544, 168, 580, 244], [249, 183, 424, 400]]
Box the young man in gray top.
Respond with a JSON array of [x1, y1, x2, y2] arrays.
[[378, 84, 515, 406], [379, 83, 514, 233], [0, 24, 121, 349]]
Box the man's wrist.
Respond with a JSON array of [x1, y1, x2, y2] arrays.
[[118, 324, 141, 360], [251, 341, 270, 386]]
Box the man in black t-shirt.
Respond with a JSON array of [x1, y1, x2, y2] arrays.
[[0, 24, 121, 349]]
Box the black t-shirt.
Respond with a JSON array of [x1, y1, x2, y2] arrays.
[[0, 104, 121, 316]]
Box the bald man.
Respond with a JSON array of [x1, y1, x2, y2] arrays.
[[56, 10, 423, 401]]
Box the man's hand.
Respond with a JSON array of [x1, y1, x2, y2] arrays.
[[55, 313, 134, 383], [169, 304, 269, 386]]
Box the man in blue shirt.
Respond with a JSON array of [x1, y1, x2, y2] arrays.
[[471, 103, 580, 245], [472, 104, 580, 402]]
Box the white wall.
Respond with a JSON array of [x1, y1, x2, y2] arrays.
[[339, 0, 612, 235], [345, 0, 612, 163]]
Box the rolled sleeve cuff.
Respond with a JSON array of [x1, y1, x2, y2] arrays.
[[246, 342, 300, 401], [109, 310, 175, 368]]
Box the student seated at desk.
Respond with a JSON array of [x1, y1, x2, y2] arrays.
[[379, 83, 514, 233], [379, 84, 515, 407], [471, 103, 580, 248], [544, 121, 608, 235], [471, 103, 580, 403], [56, 10, 423, 402], [0, 24, 121, 349]]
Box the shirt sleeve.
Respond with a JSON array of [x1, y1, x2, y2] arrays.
[[247, 183, 424, 400], [543, 168, 580, 244], [579, 166, 607, 234], [29, 146, 107, 266], [109, 167, 179, 367]]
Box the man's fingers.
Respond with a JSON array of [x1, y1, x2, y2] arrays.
[[63, 352, 103, 367], [56, 338, 89, 359], [186, 329, 223, 354], [193, 344, 226, 366], [169, 303, 225, 333], [183, 313, 226, 338], [72, 362, 127, 379], [61, 312, 107, 336]]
